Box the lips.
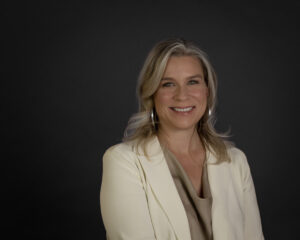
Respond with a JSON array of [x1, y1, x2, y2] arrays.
[[170, 106, 195, 112]]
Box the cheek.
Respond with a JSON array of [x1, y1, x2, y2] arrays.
[[154, 90, 173, 107], [191, 88, 208, 102]]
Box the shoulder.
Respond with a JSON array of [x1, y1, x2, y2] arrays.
[[226, 146, 252, 181], [227, 147, 247, 164], [104, 141, 135, 155], [102, 141, 139, 166], [207, 145, 248, 167], [226, 147, 250, 172]]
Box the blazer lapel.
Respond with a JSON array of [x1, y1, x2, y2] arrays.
[[206, 151, 241, 240], [137, 137, 191, 240]]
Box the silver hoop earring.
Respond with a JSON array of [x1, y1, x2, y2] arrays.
[[150, 109, 155, 127]]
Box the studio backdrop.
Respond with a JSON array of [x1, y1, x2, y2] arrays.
[[2, 1, 299, 239]]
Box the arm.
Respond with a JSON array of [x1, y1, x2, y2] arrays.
[[240, 151, 264, 240], [100, 146, 156, 240]]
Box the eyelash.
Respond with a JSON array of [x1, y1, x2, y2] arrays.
[[162, 80, 200, 87], [188, 80, 199, 85], [162, 82, 175, 87]]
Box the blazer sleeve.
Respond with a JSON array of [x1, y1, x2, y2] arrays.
[[100, 146, 156, 240], [239, 150, 265, 240]]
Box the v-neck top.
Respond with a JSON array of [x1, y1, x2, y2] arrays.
[[162, 147, 213, 240]]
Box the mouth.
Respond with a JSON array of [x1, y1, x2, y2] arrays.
[[170, 106, 195, 113]]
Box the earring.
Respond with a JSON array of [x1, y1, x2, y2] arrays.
[[150, 109, 155, 128], [208, 109, 212, 116]]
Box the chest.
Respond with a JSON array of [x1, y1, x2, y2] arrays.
[[138, 153, 246, 240], [178, 157, 204, 196]]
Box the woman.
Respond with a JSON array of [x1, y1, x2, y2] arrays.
[[100, 39, 264, 240]]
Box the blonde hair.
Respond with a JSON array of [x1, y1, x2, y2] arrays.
[[124, 38, 232, 163]]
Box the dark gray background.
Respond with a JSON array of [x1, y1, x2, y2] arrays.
[[2, 0, 299, 239]]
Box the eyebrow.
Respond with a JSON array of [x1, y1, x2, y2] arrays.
[[161, 74, 203, 81], [187, 74, 203, 79]]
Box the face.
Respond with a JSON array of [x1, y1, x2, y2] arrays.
[[154, 56, 208, 133]]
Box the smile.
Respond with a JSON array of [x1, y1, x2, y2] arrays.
[[170, 106, 194, 112]]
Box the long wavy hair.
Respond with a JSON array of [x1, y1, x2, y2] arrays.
[[123, 38, 232, 163]]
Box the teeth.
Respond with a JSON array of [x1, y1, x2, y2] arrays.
[[173, 107, 193, 112]]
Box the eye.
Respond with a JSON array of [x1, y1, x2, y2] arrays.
[[162, 82, 175, 87], [188, 79, 199, 85]]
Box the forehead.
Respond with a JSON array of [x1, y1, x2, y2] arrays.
[[163, 56, 203, 77]]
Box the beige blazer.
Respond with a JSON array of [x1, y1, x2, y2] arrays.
[[100, 137, 264, 240]]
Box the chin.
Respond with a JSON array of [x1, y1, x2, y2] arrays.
[[171, 121, 199, 131]]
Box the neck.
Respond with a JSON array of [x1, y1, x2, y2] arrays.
[[157, 126, 203, 156]]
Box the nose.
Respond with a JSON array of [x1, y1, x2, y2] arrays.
[[174, 85, 188, 101]]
